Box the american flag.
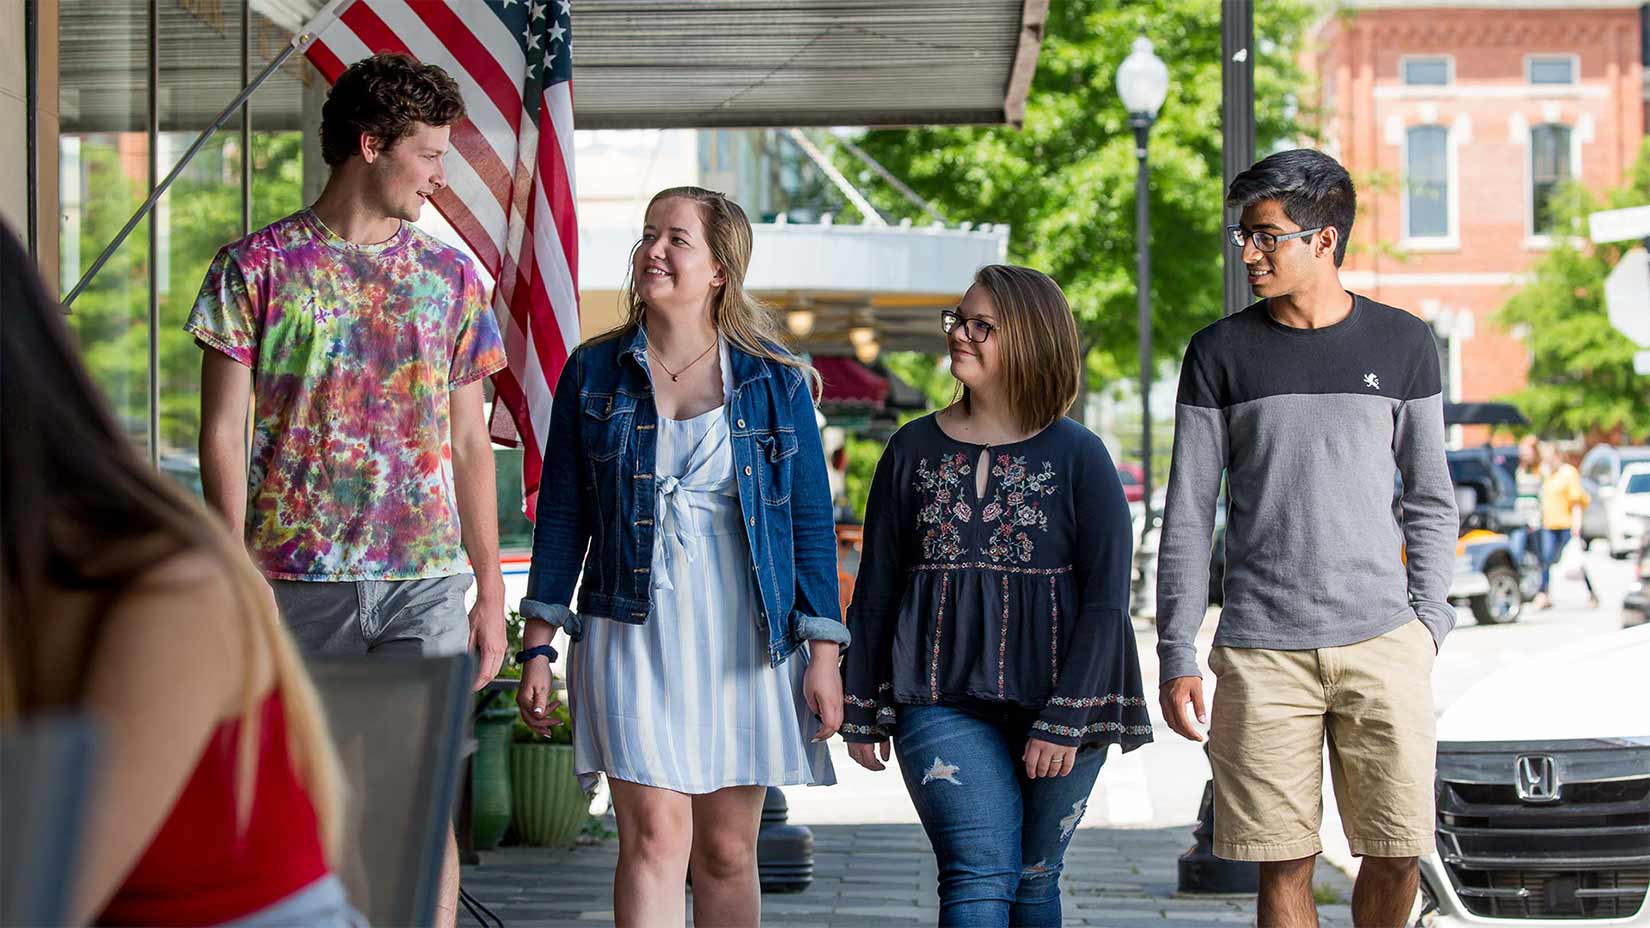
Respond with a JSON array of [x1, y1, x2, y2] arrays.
[[301, 0, 579, 520]]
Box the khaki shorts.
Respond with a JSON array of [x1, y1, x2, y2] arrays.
[[1207, 618, 1437, 862]]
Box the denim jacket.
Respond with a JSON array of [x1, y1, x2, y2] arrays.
[[519, 325, 850, 667]]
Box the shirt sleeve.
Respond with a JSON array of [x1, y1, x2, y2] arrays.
[[519, 351, 593, 655], [449, 260, 507, 389], [1155, 336, 1228, 682], [1030, 440, 1153, 749], [1394, 328, 1459, 650], [184, 247, 258, 367], [840, 439, 906, 743]]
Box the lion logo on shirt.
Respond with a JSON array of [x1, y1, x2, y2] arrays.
[[1363, 372, 1380, 390]]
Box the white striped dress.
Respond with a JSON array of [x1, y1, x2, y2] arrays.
[[565, 340, 835, 795]]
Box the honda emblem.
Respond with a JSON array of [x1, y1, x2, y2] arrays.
[[1515, 755, 1560, 803]]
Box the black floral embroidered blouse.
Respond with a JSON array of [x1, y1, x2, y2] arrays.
[[841, 414, 1153, 750]]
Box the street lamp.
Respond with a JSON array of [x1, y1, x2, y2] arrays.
[[1121, 42, 1259, 894], [1117, 36, 1168, 546]]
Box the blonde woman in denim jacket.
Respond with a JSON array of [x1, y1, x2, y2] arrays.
[[515, 187, 849, 927]]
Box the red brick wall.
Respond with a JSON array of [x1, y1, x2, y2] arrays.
[[1310, 5, 1643, 430]]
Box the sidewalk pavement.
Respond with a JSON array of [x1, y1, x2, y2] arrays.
[[458, 609, 1364, 926], [459, 818, 1356, 927]]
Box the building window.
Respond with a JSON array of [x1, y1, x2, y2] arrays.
[[1530, 124, 1573, 235], [1405, 125, 1450, 239], [1433, 328, 1455, 405], [1526, 56, 1576, 85], [1401, 57, 1451, 86]]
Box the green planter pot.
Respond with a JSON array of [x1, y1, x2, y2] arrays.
[[470, 704, 518, 851], [509, 742, 587, 848]]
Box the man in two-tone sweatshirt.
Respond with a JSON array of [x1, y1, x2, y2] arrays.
[[1156, 149, 1457, 928]]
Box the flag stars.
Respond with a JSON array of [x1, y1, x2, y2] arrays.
[[523, 23, 541, 50], [548, 22, 567, 45], [557, 0, 571, 16], [529, 0, 546, 20]]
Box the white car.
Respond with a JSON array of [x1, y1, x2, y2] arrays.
[[1417, 625, 1650, 925], [1608, 463, 1650, 558], [1581, 446, 1650, 556]]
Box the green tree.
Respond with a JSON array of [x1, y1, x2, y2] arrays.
[[1497, 140, 1650, 443], [835, 0, 1318, 379], [66, 131, 306, 459]]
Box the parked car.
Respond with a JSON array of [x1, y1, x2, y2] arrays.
[[1441, 447, 1541, 624], [1579, 445, 1650, 555], [1117, 462, 1145, 504], [1417, 625, 1650, 925], [1624, 531, 1649, 629], [1606, 463, 1650, 558]]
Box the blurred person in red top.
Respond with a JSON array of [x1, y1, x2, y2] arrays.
[[0, 225, 357, 927]]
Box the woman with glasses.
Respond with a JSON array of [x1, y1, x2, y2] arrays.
[[839, 264, 1151, 926]]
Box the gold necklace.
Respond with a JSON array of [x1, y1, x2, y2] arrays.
[[646, 333, 717, 383]]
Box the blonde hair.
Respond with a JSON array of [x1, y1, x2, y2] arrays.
[[218, 536, 345, 861], [960, 264, 1081, 434], [607, 186, 820, 397]]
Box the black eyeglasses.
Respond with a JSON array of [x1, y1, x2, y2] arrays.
[[941, 309, 994, 343], [1227, 224, 1325, 254]]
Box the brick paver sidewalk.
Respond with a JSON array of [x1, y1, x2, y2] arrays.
[[459, 820, 1354, 927]]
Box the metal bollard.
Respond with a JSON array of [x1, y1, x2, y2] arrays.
[[756, 786, 814, 893], [1178, 778, 1259, 893]]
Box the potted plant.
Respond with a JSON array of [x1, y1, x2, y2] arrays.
[[468, 611, 528, 850], [508, 698, 584, 847]]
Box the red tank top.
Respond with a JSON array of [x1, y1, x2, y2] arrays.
[[98, 690, 329, 926]]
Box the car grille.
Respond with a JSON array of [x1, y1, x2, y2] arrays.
[[1436, 740, 1650, 919]]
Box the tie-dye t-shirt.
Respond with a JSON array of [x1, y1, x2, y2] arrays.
[[186, 209, 506, 581]]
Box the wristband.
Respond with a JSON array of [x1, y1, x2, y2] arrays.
[[513, 644, 557, 666]]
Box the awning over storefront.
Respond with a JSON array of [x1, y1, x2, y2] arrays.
[[58, 0, 1048, 133], [580, 220, 1010, 355], [816, 356, 888, 407]]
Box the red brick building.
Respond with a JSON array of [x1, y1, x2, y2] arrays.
[[1311, 1, 1645, 437]]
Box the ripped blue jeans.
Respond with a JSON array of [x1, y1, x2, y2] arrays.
[[893, 702, 1107, 927]]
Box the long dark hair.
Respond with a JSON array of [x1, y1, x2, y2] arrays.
[[0, 224, 343, 854], [0, 225, 221, 706]]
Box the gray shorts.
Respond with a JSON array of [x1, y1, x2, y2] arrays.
[[271, 575, 473, 658]]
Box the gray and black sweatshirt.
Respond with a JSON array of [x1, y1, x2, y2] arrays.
[[1155, 295, 1458, 682]]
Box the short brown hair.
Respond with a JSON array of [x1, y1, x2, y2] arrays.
[[319, 53, 465, 167], [962, 264, 1081, 434]]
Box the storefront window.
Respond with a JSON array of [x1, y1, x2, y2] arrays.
[[60, 0, 153, 459], [55, 1, 528, 510], [156, 2, 246, 465]]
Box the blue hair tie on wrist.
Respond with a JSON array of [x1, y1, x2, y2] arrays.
[[513, 644, 558, 665]]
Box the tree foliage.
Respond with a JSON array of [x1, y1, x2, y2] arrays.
[[837, 0, 1319, 377], [1497, 140, 1650, 443], [65, 131, 306, 457]]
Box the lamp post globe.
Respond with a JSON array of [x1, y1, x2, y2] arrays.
[[1117, 36, 1169, 122]]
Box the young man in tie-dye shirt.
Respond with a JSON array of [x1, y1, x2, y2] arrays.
[[190, 54, 505, 928]]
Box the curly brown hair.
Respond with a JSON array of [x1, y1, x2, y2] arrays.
[[319, 53, 465, 167]]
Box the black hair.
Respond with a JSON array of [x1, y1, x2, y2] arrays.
[[1225, 149, 1357, 266]]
